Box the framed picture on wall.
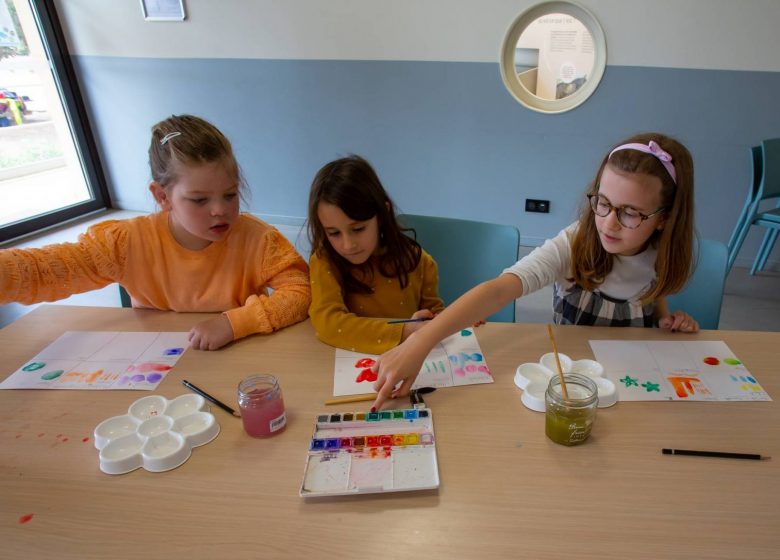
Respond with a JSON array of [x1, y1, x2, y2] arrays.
[[140, 0, 186, 22]]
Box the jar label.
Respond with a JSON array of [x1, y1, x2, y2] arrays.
[[269, 412, 287, 432]]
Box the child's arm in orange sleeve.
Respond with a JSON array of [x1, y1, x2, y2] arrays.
[[224, 231, 312, 340], [0, 221, 126, 305]]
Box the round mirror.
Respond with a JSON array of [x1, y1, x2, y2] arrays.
[[500, 1, 606, 114]]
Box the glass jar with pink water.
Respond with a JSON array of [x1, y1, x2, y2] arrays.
[[237, 375, 287, 437]]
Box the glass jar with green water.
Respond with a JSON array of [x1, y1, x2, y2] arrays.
[[545, 373, 598, 446]]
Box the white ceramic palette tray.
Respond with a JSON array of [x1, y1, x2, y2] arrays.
[[514, 352, 617, 412], [94, 394, 220, 475]]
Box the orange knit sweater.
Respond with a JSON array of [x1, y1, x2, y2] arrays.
[[0, 212, 311, 339]]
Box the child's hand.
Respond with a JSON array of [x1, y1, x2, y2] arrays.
[[188, 315, 235, 350], [371, 333, 429, 410], [400, 309, 435, 341], [658, 311, 699, 333]]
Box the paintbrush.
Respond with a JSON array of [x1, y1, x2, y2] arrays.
[[324, 393, 378, 406], [182, 379, 241, 417], [547, 324, 569, 399]]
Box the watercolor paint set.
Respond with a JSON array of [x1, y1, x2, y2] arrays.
[[300, 408, 439, 497]]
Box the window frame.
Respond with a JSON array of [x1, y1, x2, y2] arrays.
[[0, 0, 110, 243]]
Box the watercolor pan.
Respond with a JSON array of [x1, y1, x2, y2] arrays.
[[300, 408, 439, 498]]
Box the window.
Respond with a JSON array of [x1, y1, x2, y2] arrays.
[[0, 0, 109, 242]]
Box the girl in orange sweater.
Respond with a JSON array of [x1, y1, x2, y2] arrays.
[[0, 115, 311, 350]]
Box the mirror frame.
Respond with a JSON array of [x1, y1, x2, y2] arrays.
[[500, 0, 607, 114]]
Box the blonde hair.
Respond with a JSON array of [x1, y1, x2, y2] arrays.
[[148, 114, 244, 194], [570, 132, 695, 303]]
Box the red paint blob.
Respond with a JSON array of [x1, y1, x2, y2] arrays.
[[703, 357, 720, 366], [135, 362, 173, 373], [355, 368, 378, 383], [355, 358, 376, 368], [37, 433, 45, 438], [62, 437, 69, 442], [82, 437, 90, 443], [19, 514, 33, 524]]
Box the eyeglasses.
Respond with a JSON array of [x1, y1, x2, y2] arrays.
[[587, 194, 666, 229]]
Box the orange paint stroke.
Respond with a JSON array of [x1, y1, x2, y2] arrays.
[[85, 369, 105, 384], [668, 376, 702, 398]]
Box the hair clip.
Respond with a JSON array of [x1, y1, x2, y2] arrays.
[[160, 131, 182, 145]]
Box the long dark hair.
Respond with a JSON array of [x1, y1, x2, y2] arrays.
[[307, 155, 421, 294]]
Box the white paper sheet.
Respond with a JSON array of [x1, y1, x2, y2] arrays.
[[333, 327, 493, 396], [1, 331, 190, 390], [589, 340, 771, 402]]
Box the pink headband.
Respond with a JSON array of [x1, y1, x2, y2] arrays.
[[609, 140, 677, 184]]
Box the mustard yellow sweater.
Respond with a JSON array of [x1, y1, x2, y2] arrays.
[[309, 250, 444, 353], [0, 212, 311, 340]]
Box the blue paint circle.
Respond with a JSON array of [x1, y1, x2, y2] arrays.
[[147, 373, 163, 383], [460, 330, 472, 336], [22, 362, 46, 372], [163, 347, 184, 356]]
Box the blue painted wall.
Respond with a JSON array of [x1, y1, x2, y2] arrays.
[[75, 55, 780, 261]]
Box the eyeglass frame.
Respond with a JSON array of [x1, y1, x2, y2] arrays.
[[587, 193, 666, 230]]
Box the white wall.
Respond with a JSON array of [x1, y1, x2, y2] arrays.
[[56, 0, 780, 71]]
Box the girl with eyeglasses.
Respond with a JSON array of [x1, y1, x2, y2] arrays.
[[368, 132, 697, 410]]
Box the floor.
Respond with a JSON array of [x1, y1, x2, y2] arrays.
[[2, 210, 779, 332]]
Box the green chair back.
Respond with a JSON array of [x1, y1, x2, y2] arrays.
[[666, 239, 728, 330], [398, 214, 520, 322], [118, 285, 131, 308]]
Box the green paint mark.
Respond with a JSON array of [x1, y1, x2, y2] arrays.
[[724, 358, 742, 366], [642, 381, 660, 392], [620, 375, 639, 387], [22, 362, 45, 372], [460, 329, 472, 336], [41, 370, 64, 381]]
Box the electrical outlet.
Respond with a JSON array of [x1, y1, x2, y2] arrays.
[[525, 199, 550, 213]]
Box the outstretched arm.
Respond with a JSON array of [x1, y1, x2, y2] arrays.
[[0, 221, 125, 305], [370, 273, 523, 410]]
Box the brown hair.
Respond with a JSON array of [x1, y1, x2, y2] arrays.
[[570, 132, 695, 303], [307, 155, 421, 294], [148, 114, 245, 195]]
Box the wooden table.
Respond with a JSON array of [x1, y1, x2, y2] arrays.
[[2, 305, 779, 559]]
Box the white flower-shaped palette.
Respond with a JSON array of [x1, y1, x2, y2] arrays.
[[94, 394, 220, 475], [514, 353, 617, 412]]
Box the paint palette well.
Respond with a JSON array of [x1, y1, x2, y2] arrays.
[[514, 353, 617, 411], [300, 409, 439, 497], [93, 394, 220, 475]]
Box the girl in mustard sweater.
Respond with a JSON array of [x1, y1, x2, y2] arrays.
[[0, 115, 311, 350], [307, 155, 444, 354]]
